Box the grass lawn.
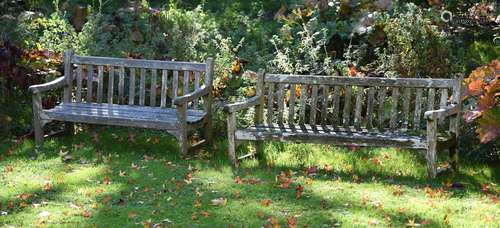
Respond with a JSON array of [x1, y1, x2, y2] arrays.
[[0, 126, 499, 227]]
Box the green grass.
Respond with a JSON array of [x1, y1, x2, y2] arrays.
[[1, 126, 499, 227]]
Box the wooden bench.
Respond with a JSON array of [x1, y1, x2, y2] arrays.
[[29, 50, 214, 155], [225, 70, 463, 178]]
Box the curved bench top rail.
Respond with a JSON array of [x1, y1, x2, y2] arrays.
[[72, 55, 206, 72], [265, 74, 456, 88]]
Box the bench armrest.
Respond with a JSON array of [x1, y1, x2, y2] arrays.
[[223, 95, 262, 113], [173, 86, 210, 105], [29, 76, 67, 94], [424, 105, 460, 121]]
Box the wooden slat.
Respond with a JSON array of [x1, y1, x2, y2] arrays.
[[265, 74, 455, 88], [439, 88, 449, 123], [389, 87, 399, 129], [97, 65, 104, 103], [129, 68, 136, 105], [150, 69, 157, 106], [76, 65, 83, 102], [183, 71, 190, 95], [413, 88, 423, 129], [354, 86, 363, 128], [377, 87, 386, 129], [171, 70, 178, 107], [427, 88, 436, 111], [193, 71, 200, 109], [107, 66, 114, 104], [299, 85, 307, 124], [160, 70, 168, 108], [267, 83, 275, 126], [321, 85, 329, 125], [86, 65, 94, 103], [310, 84, 318, 124], [72, 55, 206, 71], [63, 50, 73, 103], [332, 86, 340, 125], [366, 87, 375, 129], [139, 68, 146, 106], [288, 84, 296, 123], [118, 66, 125, 104], [342, 86, 352, 126], [402, 88, 411, 129], [277, 83, 285, 124]]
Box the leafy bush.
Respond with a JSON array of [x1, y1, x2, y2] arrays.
[[18, 13, 78, 53], [375, 3, 454, 78]]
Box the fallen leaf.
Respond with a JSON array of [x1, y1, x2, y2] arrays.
[[43, 182, 52, 192], [234, 176, 243, 184], [101, 195, 112, 204], [191, 213, 198, 220], [95, 188, 104, 195], [119, 170, 126, 177], [286, 216, 298, 228], [368, 218, 379, 226], [261, 199, 272, 207], [232, 190, 241, 199], [128, 211, 138, 219], [257, 211, 266, 219], [4, 165, 13, 172], [201, 211, 210, 217], [81, 210, 91, 218], [296, 185, 304, 199], [194, 198, 202, 208], [18, 193, 32, 200], [103, 176, 111, 185]]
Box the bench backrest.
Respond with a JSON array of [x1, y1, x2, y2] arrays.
[[62, 50, 213, 109], [259, 73, 462, 131]]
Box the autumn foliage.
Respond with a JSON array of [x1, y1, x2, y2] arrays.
[[464, 60, 500, 143]]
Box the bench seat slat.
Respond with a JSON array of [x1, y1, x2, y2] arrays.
[[44, 103, 206, 130], [73, 55, 206, 71], [235, 124, 429, 149]]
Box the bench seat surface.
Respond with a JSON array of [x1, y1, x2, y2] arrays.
[[235, 124, 444, 149], [43, 103, 206, 130]]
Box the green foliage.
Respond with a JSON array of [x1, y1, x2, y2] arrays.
[[375, 3, 454, 78], [18, 13, 78, 53]]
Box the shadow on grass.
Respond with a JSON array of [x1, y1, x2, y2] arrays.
[[0, 125, 497, 227]]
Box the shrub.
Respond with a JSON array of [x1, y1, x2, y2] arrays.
[[375, 3, 455, 78]]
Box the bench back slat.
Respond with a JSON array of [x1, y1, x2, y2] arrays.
[[413, 88, 423, 129], [365, 87, 375, 129], [342, 85, 352, 126], [288, 84, 297, 123], [65, 54, 211, 109], [86, 65, 94, 104], [128, 68, 136, 105], [260, 73, 458, 131], [97, 65, 104, 104], [389, 87, 399, 129]]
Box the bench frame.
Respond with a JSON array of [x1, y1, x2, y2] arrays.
[[29, 50, 214, 155], [225, 70, 463, 178]]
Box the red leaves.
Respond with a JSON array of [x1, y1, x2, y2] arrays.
[[295, 185, 304, 199], [464, 60, 500, 143]]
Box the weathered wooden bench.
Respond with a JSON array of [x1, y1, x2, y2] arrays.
[[225, 70, 463, 178], [29, 50, 214, 155]]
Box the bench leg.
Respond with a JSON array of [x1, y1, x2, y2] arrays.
[[426, 119, 438, 179], [449, 140, 459, 173], [65, 122, 74, 135], [204, 117, 213, 145], [178, 131, 189, 156], [255, 141, 264, 160], [227, 113, 238, 167], [32, 93, 44, 147]]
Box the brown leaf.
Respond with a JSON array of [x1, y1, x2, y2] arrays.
[[191, 213, 198, 220], [295, 185, 304, 199], [103, 176, 111, 185], [4, 165, 13, 172], [43, 182, 52, 192], [261, 199, 272, 207], [234, 176, 243, 184], [81, 210, 91, 218], [18, 193, 32, 201], [128, 211, 138, 219], [201, 211, 210, 217], [101, 195, 112, 204], [286, 216, 298, 228], [194, 198, 202, 208]]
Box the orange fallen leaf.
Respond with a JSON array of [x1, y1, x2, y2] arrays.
[[82, 210, 91, 218], [18, 193, 32, 200], [234, 176, 243, 184], [201, 211, 210, 217], [261, 199, 272, 207], [103, 176, 111, 185], [286, 216, 298, 228], [191, 213, 198, 220]]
